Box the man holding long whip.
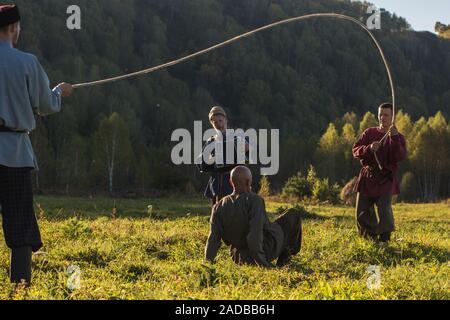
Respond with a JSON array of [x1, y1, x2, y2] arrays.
[[0, 4, 72, 286], [352, 103, 406, 243]]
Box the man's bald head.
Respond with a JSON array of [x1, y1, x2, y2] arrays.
[[230, 166, 252, 193]]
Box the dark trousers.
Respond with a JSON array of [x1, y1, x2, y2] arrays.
[[275, 208, 303, 257], [355, 192, 395, 239], [10, 246, 32, 285], [207, 172, 233, 208], [0, 166, 42, 285], [230, 208, 303, 266]]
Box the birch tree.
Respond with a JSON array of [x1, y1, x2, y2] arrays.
[[93, 113, 133, 193]]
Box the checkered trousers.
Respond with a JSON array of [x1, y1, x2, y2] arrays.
[[0, 166, 42, 251]]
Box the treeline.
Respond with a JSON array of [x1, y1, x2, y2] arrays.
[[32, 108, 450, 202], [10, 0, 449, 200]]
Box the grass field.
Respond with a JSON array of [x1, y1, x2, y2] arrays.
[[0, 195, 449, 300]]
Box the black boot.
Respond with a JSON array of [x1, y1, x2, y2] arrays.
[[360, 229, 378, 241], [10, 247, 32, 286], [379, 232, 391, 243], [276, 250, 292, 267]]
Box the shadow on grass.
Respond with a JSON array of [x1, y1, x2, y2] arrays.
[[287, 261, 316, 274], [272, 205, 332, 221], [299, 211, 330, 221], [346, 240, 449, 273], [377, 241, 450, 265], [36, 196, 358, 223], [340, 240, 450, 280], [35, 196, 212, 221], [62, 248, 116, 268], [282, 241, 449, 282]]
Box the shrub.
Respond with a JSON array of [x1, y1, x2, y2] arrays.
[[312, 178, 341, 204], [62, 217, 92, 239], [258, 175, 271, 197], [340, 177, 358, 206], [281, 172, 312, 200], [282, 166, 340, 203], [307, 165, 318, 187]]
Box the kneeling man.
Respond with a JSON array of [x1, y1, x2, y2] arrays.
[[205, 166, 302, 268]]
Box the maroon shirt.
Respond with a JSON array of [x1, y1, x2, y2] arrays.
[[352, 127, 407, 197]]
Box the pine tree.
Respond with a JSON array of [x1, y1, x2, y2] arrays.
[[358, 112, 378, 134], [315, 124, 342, 183], [258, 175, 271, 197]]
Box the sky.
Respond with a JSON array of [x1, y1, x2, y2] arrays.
[[354, 0, 450, 33]]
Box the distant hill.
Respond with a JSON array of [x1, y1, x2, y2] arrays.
[[15, 0, 450, 127]]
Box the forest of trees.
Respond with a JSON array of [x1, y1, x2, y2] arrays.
[[11, 0, 450, 201]]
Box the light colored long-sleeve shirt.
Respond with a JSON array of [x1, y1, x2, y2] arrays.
[[0, 40, 62, 169]]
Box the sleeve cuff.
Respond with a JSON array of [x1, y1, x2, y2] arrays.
[[53, 86, 62, 96]]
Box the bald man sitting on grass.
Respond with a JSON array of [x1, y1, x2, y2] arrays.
[[205, 166, 302, 268]]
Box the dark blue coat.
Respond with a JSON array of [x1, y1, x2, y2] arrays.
[[196, 134, 249, 200]]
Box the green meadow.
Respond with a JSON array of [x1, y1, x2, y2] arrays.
[[0, 196, 448, 300]]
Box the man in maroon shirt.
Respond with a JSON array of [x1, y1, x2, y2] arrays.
[[352, 103, 407, 242]]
